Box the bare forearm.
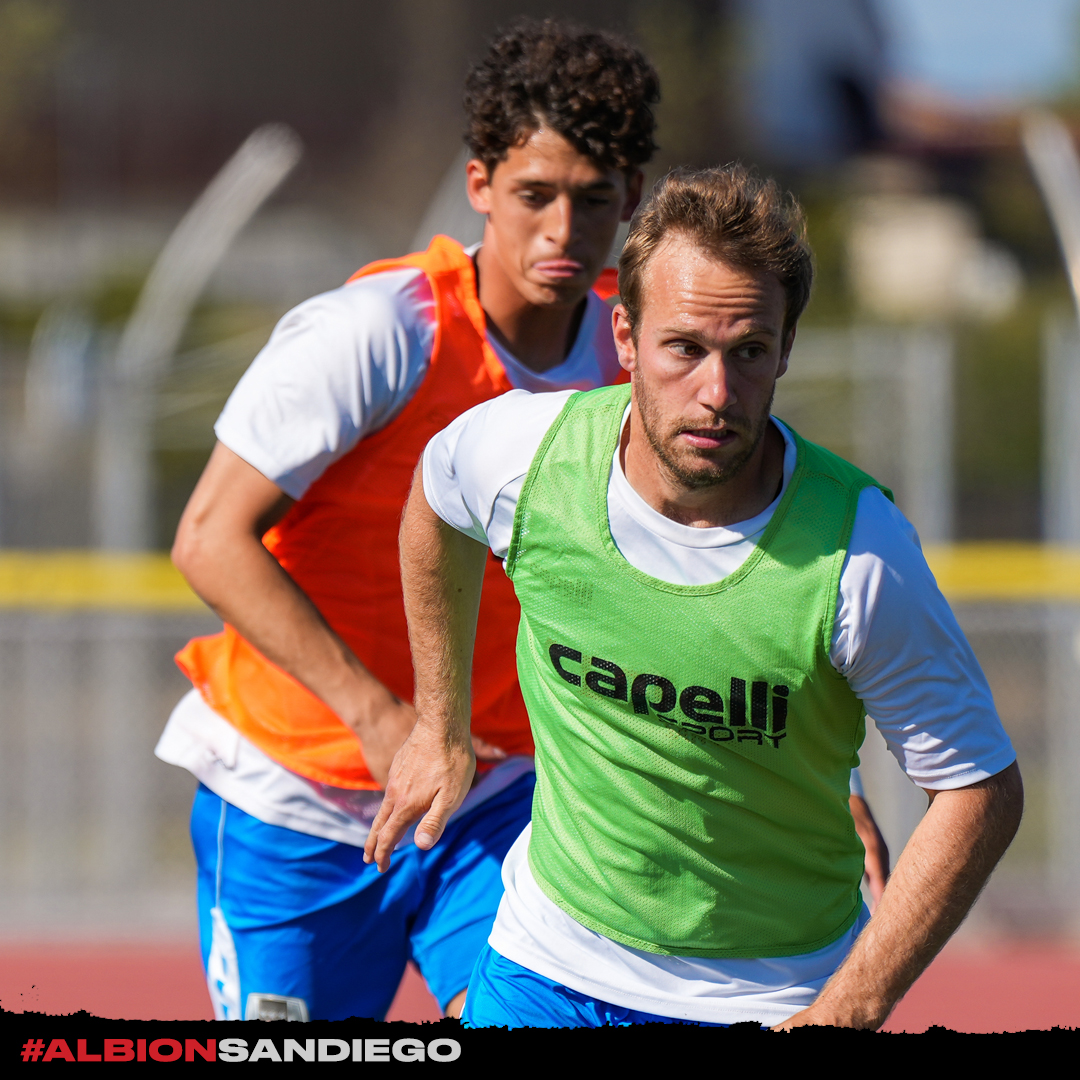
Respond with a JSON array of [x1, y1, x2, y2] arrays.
[[781, 761, 1023, 1030], [171, 443, 413, 783], [363, 467, 487, 870], [177, 528, 388, 729], [400, 471, 486, 747]]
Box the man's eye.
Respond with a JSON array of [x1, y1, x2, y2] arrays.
[[735, 344, 766, 360]]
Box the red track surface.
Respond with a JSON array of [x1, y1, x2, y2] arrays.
[[882, 942, 1080, 1033], [1, 939, 1077, 1031], [0, 944, 439, 1023]]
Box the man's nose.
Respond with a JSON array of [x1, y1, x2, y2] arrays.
[[698, 356, 737, 413], [543, 194, 574, 249]]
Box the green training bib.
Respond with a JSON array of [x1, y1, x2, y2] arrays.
[[505, 384, 890, 958]]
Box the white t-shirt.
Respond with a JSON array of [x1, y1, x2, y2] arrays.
[[420, 388, 1016, 1025], [155, 254, 621, 844], [213, 263, 621, 499]]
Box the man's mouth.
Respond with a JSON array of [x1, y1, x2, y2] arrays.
[[679, 427, 739, 450], [532, 259, 586, 280]]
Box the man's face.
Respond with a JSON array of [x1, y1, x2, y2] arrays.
[[613, 233, 794, 491], [467, 126, 642, 307]]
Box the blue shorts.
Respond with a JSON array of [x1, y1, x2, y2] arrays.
[[190, 772, 534, 1022], [462, 946, 729, 1028]]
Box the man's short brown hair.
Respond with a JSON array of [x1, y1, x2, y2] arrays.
[[618, 165, 814, 337], [464, 18, 659, 175]]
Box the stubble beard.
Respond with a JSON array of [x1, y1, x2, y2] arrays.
[[634, 373, 775, 491]]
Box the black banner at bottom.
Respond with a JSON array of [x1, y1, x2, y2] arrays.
[[3, 1009, 1076, 1069]]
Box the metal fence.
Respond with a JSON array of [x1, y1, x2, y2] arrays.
[[859, 599, 1080, 938], [0, 591, 218, 937], [776, 325, 954, 543]]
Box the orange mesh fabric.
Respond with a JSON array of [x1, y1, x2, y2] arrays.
[[177, 236, 530, 788]]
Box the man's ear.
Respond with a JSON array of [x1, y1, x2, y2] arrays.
[[613, 305, 637, 373], [621, 170, 644, 222], [466, 158, 493, 214]]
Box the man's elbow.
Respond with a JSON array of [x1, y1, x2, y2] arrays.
[[172, 512, 219, 591], [989, 760, 1024, 837], [968, 760, 1024, 853], [171, 517, 196, 580]]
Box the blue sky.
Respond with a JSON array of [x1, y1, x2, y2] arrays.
[[878, 0, 1080, 102]]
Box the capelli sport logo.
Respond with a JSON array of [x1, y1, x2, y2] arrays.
[[548, 643, 789, 749]]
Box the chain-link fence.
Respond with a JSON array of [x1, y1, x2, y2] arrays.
[[858, 600, 1080, 938], [0, 607, 219, 937]]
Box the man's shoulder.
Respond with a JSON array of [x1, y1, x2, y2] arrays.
[[249, 262, 438, 374], [517, 384, 629, 455], [342, 235, 472, 302], [348, 235, 472, 283], [453, 388, 579, 445], [214, 261, 441, 499], [560, 382, 632, 413], [782, 421, 893, 503], [426, 388, 581, 491], [311, 263, 435, 334], [422, 389, 580, 547]]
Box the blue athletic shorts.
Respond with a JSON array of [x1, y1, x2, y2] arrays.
[[462, 945, 730, 1028], [190, 772, 535, 1022]]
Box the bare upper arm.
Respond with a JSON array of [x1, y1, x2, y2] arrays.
[[172, 442, 296, 575], [923, 760, 1023, 821]]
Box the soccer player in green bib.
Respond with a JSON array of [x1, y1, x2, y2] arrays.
[[367, 166, 1023, 1029]]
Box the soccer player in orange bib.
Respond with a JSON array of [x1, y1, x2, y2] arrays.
[[155, 20, 657, 1021]]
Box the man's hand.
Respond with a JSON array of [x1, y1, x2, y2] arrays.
[[364, 718, 475, 871], [775, 761, 1022, 1031], [365, 464, 489, 871], [172, 441, 415, 786]]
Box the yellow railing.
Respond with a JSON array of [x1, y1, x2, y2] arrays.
[[0, 544, 1077, 609], [923, 543, 1080, 602], [0, 552, 205, 610]]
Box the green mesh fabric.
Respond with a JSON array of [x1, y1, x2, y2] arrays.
[[505, 384, 890, 958]]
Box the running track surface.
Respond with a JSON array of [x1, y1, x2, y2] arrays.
[[0, 940, 1077, 1032]]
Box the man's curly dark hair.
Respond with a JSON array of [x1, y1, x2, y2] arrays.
[[464, 18, 659, 175]]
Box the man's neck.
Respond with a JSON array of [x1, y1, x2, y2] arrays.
[[475, 244, 586, 374], [620, 414, 787, 529]]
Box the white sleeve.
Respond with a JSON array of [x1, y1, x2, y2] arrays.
[[848, 767, 864, 798], [832, 488, 1016, 790], [214, 267, 435, 499], [421, 389, 577, 557]]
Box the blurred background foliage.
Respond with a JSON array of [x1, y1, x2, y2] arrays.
[[0, 0, 1076, 546], [0, 0, 65, 172]]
